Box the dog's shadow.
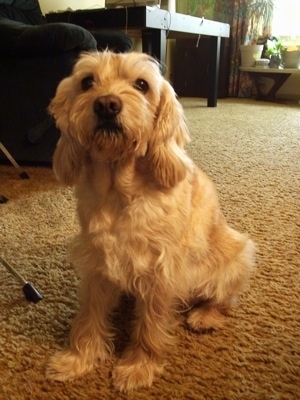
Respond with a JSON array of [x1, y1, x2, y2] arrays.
[[110, 293, 136, 357]]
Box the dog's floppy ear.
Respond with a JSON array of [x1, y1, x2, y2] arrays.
[[49, 77, 85, 186], [148, 80, 191, 188], [52, 135, 84, 186]]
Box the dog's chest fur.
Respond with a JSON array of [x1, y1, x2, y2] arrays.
[[74, 158, 188, 290]]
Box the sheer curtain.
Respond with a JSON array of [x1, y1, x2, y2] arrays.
[[272, 0, 300, 43]]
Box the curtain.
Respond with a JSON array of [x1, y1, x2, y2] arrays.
[[229, 0, 255, 97], [214, 0, 273, 97]]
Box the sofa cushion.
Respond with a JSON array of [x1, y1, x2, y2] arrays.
[[0, 0, 45, 24], [0, 18, 97, 56]]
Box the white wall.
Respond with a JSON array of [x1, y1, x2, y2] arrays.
[[39, 0, 104, 14]]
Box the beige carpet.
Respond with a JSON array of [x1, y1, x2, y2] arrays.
[[0, 98, 299, 400]]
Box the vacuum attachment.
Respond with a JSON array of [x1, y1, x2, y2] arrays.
[[0, 256, 43, 303], [0, 142, 30, 179]]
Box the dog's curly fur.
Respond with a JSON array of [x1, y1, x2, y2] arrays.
[[46, 51, 255, 392]]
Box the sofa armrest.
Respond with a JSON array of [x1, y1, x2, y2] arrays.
[[0, 18, 97, 56]]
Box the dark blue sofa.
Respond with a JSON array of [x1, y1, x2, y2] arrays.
[[0, 0, 132, 163]]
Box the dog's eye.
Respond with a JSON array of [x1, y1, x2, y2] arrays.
[[134, 79, 149, 94], [81, 76, 95, 91]]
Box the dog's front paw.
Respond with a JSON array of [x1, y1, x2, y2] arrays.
[[112, 356, 163, 392], [46, 349, 96, 381], [187, 306, 225, 333]]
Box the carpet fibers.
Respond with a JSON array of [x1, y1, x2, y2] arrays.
[[0, 98, 299, 400]]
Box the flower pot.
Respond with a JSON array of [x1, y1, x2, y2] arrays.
[[284, 50, 300, 68], [240, 45, 264, 67]]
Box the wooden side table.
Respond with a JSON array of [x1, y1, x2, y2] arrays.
[[239, 67, 300, 102]]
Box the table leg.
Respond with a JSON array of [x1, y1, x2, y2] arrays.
[[251, 73, 291, 102], [142, 29, 167, 71], [208, 36, 221, 107]]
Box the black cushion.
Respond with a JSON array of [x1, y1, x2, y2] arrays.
[[91, 29, 132, 52], [0, 18, 97, 56], [0, 0, 45, 24]]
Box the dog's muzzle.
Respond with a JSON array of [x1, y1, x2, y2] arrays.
[[93, 95, 123, 133]]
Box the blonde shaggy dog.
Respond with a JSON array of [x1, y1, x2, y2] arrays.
[[46, 51, 255, 392]]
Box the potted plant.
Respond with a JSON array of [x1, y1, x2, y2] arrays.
[[240, 0, 275, 67], [265, 38, 286, 68], [284, 46, 300, 69]]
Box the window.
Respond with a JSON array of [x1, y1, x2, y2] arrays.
[[272, 0, 300, 45]]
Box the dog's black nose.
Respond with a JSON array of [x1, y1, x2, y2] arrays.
[[93, 95, 122, 119]]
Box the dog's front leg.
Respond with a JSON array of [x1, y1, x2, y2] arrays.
[[46, 274, 120, 381], [113, 286, 174, 392]]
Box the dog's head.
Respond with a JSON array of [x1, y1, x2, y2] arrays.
[[50, 51, 191, 188]]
